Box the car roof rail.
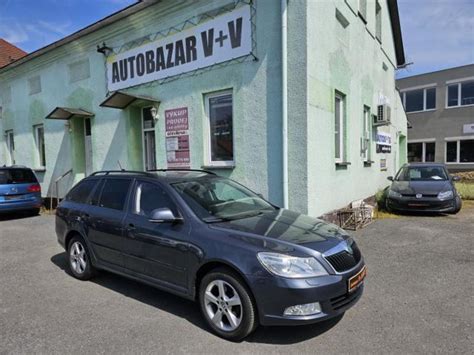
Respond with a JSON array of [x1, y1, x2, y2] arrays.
[[90, 170, 153, 177], [149, 168, 217, 175]]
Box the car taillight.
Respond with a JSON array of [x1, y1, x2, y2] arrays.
[[27, 184, 41, 193]]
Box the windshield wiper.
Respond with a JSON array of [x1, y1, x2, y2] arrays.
[[204, 209, 272, 223]]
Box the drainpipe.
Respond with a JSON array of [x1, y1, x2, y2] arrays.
[[281, 0, 289, 209]]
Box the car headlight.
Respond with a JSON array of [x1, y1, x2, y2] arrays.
[[257, 252, 328, 278], [437, 190, 453, 200], [388, 189, 402, 198]]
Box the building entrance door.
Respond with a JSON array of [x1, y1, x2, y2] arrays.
[[142, 107, 157, 171], [84, 118, 93, 176]]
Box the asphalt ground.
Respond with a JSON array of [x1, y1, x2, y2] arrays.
[[1, 204, 473, 354]]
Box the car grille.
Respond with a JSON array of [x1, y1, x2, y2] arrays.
[[324, 242, 361, 272], [401, 193, 437, 198], [330, 286, 363, 310]]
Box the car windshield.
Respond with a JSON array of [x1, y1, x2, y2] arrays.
[[0, 169, 37, 184], [172, 178, 276, 222], [395, 166, 448, 181]]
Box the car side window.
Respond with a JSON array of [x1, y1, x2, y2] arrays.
[[89, 179, 105, 206], [98, 179, 132, 211], [66, 180, 97, 204], [133, 182, 178, 218]]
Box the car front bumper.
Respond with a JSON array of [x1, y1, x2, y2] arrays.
[[247, 261, 366, 326], [387, 196, 455, 213]]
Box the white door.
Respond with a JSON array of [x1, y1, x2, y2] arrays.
[[142, 107, 157, 171], [84, 118, 93, 176]]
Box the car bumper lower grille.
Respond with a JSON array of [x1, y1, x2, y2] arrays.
[[330, 286, 363, 310]]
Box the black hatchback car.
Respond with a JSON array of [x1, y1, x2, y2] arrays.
[[56, 170, 366, 340], [386, 163, 462, 214]]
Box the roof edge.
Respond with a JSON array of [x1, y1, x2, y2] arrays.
[[387, 0, 406, 67], [0, 1, 158, 73]]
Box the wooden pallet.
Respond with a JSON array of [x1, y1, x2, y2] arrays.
[[337, 206, 373, 231]]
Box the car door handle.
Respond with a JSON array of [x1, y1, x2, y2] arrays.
[[126, 223, 136, 237]]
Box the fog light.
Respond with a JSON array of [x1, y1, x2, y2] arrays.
[[284, 302, 321, 316]]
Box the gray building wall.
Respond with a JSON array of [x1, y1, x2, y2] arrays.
[[397, 64, 474, 172]]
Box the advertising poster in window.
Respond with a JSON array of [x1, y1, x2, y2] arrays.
[[165, 107, 190, 168], [376, 132, 392, 153]]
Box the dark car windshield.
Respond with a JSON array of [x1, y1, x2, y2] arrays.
[[395, 166, 448, 181], [172, 178, 276, 222], [0, 169, 38, 184]]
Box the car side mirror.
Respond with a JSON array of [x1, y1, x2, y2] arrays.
[[387, 176, 394, 181], [149, 208, 182, 223], [451, 175, 461, 182]]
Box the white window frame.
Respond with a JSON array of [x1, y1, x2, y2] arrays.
[[334, 93, 345, 163], [361, 105, 371, 162], [34, 124, 46, 169], [5, 130, 15, 165], [445, 77, 474, 108], [203, 89, 235, 168], [141, 106, 157, 171], [401, 84, 437, 113], [444, 135, 474, 164], [407, 139, 436, 163]]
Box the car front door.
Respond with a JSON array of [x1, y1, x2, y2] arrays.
[[123, 180, 190, 291], [83, 178, 132, 268]]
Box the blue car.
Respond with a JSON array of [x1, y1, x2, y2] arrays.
[[0, 166, 42, 215]]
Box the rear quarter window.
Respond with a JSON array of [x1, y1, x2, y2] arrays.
[[98, 179, 132, 211], [0, 169, 38, 184], [66, 180, 98, 204]]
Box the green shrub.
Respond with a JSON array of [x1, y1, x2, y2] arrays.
[[375, 186, 390, 210], [456, 182, 474, 200]]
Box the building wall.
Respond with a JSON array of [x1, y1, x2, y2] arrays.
[[397, 64, 474, 172], [0, 0, 407, 217], [303, 0, 407, 216]]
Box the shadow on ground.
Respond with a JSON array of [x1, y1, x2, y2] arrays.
[[0, 211, 39, 222], [50, 252, 342, 345]]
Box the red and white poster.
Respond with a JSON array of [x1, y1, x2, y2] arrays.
[[165, 107, 190, 168]]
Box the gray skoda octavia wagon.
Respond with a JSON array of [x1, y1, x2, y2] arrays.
[[56, 169, 366, 340]]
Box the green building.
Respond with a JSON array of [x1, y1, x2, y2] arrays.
[[0, 0, 407, 216]]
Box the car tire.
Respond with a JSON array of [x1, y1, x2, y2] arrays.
[[450, 196, 462, 214], [199, 268, 258, 341], [67, 236, 95, 280], [30, 208, 41, 216]]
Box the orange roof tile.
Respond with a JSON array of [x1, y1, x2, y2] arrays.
[[0, 38, 27, 68]]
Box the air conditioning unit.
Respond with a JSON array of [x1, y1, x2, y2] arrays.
[[373, 104, 391, 126]]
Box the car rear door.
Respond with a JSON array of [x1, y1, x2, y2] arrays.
[[122, 180, 190, 290], [83, 178, 132, 269]]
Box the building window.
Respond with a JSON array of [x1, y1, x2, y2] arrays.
[[28, 76, 42, 95], [375, 0, 382, 42], [335, 92, 346, 163], [361, 106, 371, 162], [358, 0, 367, 22], [447, 80, 474, 107], [34, 124, 46, 168], [401, 87, 436, 112], [204, 91, 234, 166], [142, 107, 157, 171], [5, 130, 15, 165], [408, 141, 436, 162], [445, 138, 474, 163]]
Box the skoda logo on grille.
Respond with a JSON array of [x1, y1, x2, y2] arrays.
[[344, 242, 353, 255]]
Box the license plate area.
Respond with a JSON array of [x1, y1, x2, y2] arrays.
[[348, 265, 367, 292], [4, 195, 23, 201]]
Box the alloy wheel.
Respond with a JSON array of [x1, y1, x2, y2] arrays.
[[204, 280, 243, 332], [70, 241, 87, 274]]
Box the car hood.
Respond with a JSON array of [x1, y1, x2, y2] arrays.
[[209, 209, 349, 254], [390, 180, 452, 195]]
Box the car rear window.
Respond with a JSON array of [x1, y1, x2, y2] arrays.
[[0, 169, 38, 184], [98, 179, 132, 211], [66, 180, 98, 204]]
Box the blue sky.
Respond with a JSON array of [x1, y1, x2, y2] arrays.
[[0, 0, 472, 78]]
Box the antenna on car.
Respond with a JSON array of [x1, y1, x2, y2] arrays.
[[117, 160, 124, 171]]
